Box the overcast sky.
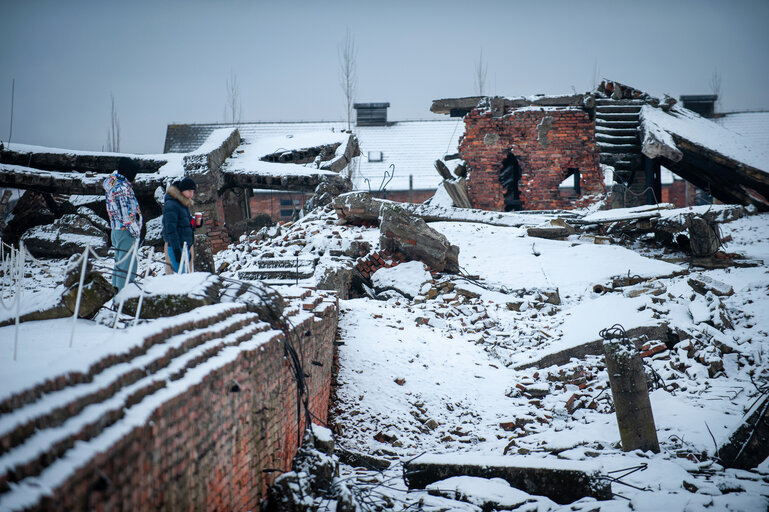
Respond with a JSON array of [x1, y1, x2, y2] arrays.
[[1, 0, 767, 154]]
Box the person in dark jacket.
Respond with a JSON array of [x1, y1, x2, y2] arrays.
[[162, 177, 199, 273]]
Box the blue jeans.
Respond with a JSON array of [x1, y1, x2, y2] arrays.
[[167, 245, 193, 273], [111, 230, 139, 291]]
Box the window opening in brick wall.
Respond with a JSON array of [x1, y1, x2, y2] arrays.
[[499, 153, 522, 211], [558, 168, 581, 195]]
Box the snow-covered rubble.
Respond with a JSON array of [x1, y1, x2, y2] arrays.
[[2, 197, 768, 511], [217, 203, 769, 511]]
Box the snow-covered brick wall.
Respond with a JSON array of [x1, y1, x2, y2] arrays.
[[0, 290, 338, 512]]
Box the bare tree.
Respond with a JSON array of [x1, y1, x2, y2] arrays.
[[338, 28, 357, 131], [710, 68, 722, 111], [474, 49, 488, 96], [592, 60, 600, 90], [106, 93, 120, 153], [224, 71, 243, 124]]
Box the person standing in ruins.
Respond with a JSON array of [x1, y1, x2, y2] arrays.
[[103, 157, 142, 291], [162, 177, 200, 273]]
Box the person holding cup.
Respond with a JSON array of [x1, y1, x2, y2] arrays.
[[162, 177, 201, 273]]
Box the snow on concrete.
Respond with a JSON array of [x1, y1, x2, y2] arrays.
[[641, 105, 769, 172], [371, 261, 432, 298], [429, 221, 682, 294]]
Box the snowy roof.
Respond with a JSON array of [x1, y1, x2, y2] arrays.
[[164, 120, 464, 191], [715, 111, 769, 155], [641, 105, 769, 173]]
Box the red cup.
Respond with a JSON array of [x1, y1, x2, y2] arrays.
[[194, 212, 202, 227]]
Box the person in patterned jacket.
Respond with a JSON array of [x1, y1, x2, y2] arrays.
[[103, 157, 142, 291]]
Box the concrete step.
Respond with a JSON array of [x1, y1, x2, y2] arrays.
[[594, 112, 639, 122], [254, 257, 318, 269], [597, 142, 641, 153], [596, 133, 639, 144], [0, 313, 270, 490], [600, 152, 643, 167], [595, 105, 643, 114], [595, 126, 638, 136], [238, 266, 315, 281], [596, 119, 639, 130]]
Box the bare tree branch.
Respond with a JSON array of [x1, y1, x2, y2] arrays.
[[710, 69, 722, 111], [106, 93, 120, 153], [224, 71, 242, 124], [474, 49, 488, 96], [339, 28, 357, 131]]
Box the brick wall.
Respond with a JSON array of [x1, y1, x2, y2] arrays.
[[30, 296, 338, 512], [370, 189, 434, 204], [460, 107, 603, 211], [251, 192, 313, 223], [251, 190, 435, 225]]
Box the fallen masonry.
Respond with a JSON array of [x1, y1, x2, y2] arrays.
[[718, 393, 769, 470], [402, 454, 612, 504]]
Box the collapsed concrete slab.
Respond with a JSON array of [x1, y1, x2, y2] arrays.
[[403, 454, 612, 505], [20, 214, 109, 258], [117, 273, 284, 320], [379, 206, 459, 273], [718, 393, 769, 470], [514, 323, 671, 370]]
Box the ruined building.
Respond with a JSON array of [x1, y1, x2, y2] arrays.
[[432, 80, 769, 212]]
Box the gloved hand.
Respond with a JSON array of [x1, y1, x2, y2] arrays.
[[173, 247, 182, 263]]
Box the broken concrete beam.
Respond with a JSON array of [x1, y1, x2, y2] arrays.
[[0, 163, 163, 197], [526, 224, 572, 240], [332, 192, 575, 229], [222, 166, 352, 193], [379, 206, 459, 273], [403, 454, 611, 504], [336, 447, 390, 471], [603, 335, 660, 453], [434, 159, 453, 180], [514, 323, 670, 370], [718, 393, 769, 470], [442, 177, 473, 209], [687, 275, 734, 297]]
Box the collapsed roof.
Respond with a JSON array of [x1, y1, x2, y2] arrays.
[[431, 80, 769, 211]]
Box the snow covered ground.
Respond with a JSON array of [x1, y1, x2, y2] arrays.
[[2, 203, 768, 511], [214, 203, 769, 510]]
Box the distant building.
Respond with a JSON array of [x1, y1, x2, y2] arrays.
[[164, 105, 463, 222]]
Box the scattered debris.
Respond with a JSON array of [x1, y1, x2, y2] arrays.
[[403, 454, 612, 504]]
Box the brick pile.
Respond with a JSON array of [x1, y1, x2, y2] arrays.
[[0, 290, 338, 511], [354, 249, 406, 279], [460, 107, 604, 211]]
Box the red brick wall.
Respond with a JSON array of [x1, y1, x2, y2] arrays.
[[31, 298, 338, 512], [251, 192, 313, 223], [250, 190, 435, 225], [370, 189, 434, 204], [460, 107, 602, 211], [663, 180, 690, 208]]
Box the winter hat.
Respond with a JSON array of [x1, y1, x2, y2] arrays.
[[117, 157, 140, 182], [176, 177, 197, 192]]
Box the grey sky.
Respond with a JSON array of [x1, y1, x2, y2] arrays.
[[1, 0, 768, 154]]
